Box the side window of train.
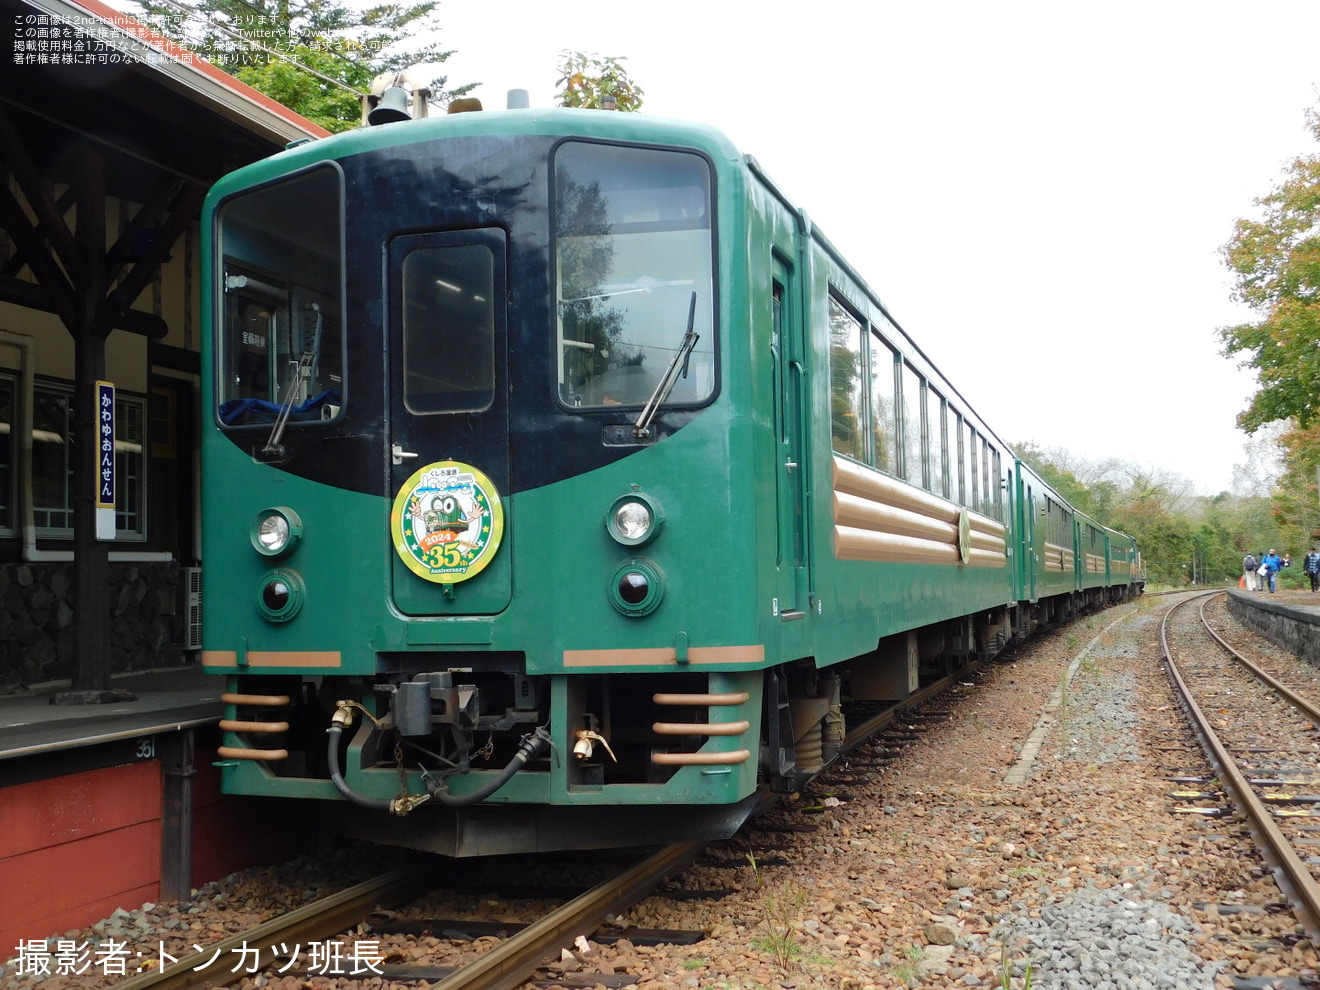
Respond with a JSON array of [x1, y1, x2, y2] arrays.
[[869, 331, 897, 473], [967, 426, 979, 510], [952, 410, 966, 504], [553, 141, 715, 410], [900, 361, 923, 488], [216, 165, 344, 428], [980, 438, 992, 516], [827, 296, 865, 460], [930, 389, 949, 498], [992, 448, 1003, 518]]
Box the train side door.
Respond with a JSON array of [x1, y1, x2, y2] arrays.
[[772, 259, 809, 620], [1024, 483, 1038, 601], [386, 228, 512, 616]]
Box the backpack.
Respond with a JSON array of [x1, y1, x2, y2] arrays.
[[1244, 554, 1257, 571]]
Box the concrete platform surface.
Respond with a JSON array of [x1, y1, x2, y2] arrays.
[[0, 664, 223, 760]]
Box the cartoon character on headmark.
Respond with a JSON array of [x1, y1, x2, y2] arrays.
[[423, 493, 469, 542], [406, 473, 487, 567]]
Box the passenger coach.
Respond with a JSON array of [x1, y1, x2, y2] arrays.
[[202, 98, 1143, 855]]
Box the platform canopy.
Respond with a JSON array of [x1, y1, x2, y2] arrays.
[[3, 0, 327, 195]]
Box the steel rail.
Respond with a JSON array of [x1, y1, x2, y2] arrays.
[[1197, 593, 1320, 726], [110, 866, 438, 990], [429, 841, 706, 990], [1161, 591, 1320, 935]]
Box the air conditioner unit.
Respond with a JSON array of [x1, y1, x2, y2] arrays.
[[183, 567, 202, 652]]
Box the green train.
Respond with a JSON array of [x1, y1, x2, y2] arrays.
[[202, 95, 1143, 856]]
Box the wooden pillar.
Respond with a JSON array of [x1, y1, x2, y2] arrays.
[[71, 151, 110, 692]]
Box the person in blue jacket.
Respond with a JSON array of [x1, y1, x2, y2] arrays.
[[1261, 549, 1285, 593]]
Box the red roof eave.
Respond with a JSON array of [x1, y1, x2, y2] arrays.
[[59, 0, 333, 142]]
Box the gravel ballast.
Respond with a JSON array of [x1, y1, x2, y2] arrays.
[[4, 590, 1319, 989]]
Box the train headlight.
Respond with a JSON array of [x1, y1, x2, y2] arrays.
[[609, 558, 665, 617], [251, 507, 302, 557], [256, 568, 305, 622], [605, 492, 663, 547]]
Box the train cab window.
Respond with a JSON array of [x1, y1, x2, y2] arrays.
[[215, 166, 343, 428], [869, 332, 897, 473], [554, 142, 715, 409], [828, 297, 865, 460]]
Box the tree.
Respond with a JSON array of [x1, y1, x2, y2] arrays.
[[556, 51, 644, 111], [1231, 422, 1286, 497], [123, 0, 471, 132], [1268, 423, 1320, 556], [1220, 104, 1320, 432]]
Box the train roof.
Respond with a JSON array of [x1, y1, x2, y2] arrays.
[[209, 106, 745, 196]]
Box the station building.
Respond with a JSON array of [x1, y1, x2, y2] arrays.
[[0, 0, 327, 690]]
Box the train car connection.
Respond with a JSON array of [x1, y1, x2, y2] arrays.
[[201, 95, 1143, 856]]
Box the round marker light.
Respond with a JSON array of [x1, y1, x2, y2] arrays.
[[251, 507, 302, 557], [263, 578, 291, 611], [256, 568, 305, 622], [605, 492, 664, 547], [618, 570, 650, 605], [608, 558, 665, 617]]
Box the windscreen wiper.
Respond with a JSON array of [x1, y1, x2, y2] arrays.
[[262, 303, 321, 458], [633, 291, 698, 439]]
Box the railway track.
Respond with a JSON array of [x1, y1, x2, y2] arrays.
[[108, 843, 707, 990], [1162, 590, 1320, 937], [99, 655, 996, 990]]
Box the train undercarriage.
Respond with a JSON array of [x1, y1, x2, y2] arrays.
[[219, 586, 1139, 855]]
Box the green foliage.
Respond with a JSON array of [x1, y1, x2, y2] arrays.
[[1220, 105, 1320, 432], [1013, 441, 1279, 586], [556, 51, 644, 111], [122, 0, 472, 132], [998, 944, 1034, 989], [1015, 441, 1112, 522], [1267, 424, 1320, 562], [751, 882, 806, 972]]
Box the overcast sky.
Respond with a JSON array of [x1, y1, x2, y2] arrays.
[[421, 0, 1320, 495]]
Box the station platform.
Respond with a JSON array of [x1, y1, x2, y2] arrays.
[[1224, 587, 1320, 666], [0, 663, 298, 961], [0, 663, 223, 761]]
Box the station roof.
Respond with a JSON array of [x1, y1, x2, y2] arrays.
[[1, 0, 331, 198]]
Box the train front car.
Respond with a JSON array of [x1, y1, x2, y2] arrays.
[[200, 109, 772, 856]]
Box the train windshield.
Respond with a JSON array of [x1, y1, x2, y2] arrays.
[[554, 142, 715, 409], [214, 165, 344, 429]]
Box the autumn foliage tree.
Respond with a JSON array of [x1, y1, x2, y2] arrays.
[[1220, 105, 1320, 432], [556, 51, 644, 111]]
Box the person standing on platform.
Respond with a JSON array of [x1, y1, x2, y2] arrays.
[[1262, 548, 1284, 593], [1243, 550, 1259, 591], [1305, 547, 1320, 593]]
